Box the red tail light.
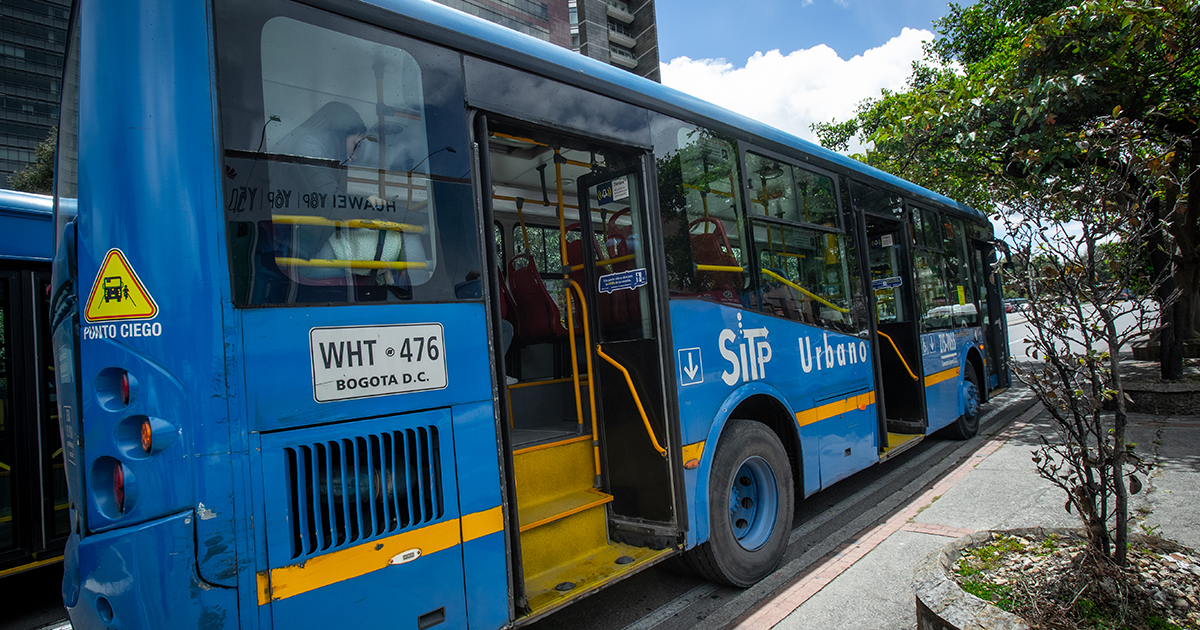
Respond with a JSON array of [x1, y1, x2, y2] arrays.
[[113, 462, 126, 514], [120, 371, 131, 406]]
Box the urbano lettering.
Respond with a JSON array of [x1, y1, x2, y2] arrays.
[[799, 332, 868, 373]]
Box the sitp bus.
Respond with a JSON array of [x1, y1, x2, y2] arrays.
[[49, 0, 1011, 628]]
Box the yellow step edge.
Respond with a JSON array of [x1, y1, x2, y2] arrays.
[[519, 488, 612, 533], [513, 434, 592, 457], [523, 545, 674, 620]]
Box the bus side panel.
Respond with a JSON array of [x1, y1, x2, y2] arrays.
[[68, 512, 237, 630], [921, 329, 982, 433], [451, 400, 509, 630], [50, 222, 83, 607], [668, 300, 876, 547]]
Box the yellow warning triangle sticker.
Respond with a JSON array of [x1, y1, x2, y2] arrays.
[[85, 249, 159, 322]]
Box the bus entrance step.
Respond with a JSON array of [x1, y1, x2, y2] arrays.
[[518, 488, 613, 532], [519, 496, 611, 584], [513, 434, 596, 508], [523, 543, 674, 619], [880, 432, 923, 461]]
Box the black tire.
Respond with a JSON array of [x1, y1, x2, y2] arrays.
[[945, 366, 981, 440], [682, 420, 793, 587]]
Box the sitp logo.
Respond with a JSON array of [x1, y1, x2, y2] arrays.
[[719, 312, 772, 386]]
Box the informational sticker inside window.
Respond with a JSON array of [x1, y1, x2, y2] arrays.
[[596, 178, 630, 206], [880, 234, 894, 247], [871, 276, 903, 290], [599, 268, 647, 293], [310, 323, 447, 402]]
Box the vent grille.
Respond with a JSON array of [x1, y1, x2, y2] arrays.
[[284, 427, 444, 559]]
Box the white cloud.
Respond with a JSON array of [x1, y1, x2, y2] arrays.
[[660, 27, 932, 153]]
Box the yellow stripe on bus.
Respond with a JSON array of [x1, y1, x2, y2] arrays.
[[924, 367, 961, 387], [257, 506, 503, 605], [794, 391, 876, 428], [0, 555, 63, 578]]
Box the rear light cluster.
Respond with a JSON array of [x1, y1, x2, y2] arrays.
[[93, 367, 177, 518]]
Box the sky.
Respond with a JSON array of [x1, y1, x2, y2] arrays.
[[655, 0, 968, 150]]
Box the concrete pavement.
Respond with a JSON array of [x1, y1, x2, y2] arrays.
[[734, 392, 1200, 630]]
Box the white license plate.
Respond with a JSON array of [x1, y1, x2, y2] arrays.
[[309, 324, 447, 402]]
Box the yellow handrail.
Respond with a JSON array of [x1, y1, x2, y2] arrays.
[[275, 258, 428, 270], [759, 268, 849, 314], [272, 215, 425, 233], [877, 330, 919, 381], [567, 280, 602, 478], [696, 264, 744, 273], [564, 271, 585, 430], [595, 345, 667, 457], [570, 254, 635, 272]]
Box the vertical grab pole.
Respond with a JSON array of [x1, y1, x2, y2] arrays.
[[564, 268, 585, 429], [568, 281, 601, 480]]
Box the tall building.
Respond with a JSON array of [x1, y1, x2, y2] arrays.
[[0, 0, 71, 185], [0, 0, 658, 186], [432, 0, 660, 82]]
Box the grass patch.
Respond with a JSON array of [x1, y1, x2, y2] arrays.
[[960, 580, 1015, 612]]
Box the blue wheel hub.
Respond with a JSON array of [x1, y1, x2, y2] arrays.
[[729, 456, 779, 551], [963, 378, 980, 420]]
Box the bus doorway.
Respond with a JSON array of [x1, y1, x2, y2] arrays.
[[864, 217, 926, 448], [972, 243, 1010, 391], [479, 120, 677, 620]]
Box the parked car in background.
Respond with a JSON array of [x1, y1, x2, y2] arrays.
[[1005, 298, 1027, 313]]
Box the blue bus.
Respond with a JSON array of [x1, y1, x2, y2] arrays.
[[49, 0, 1011, 628], [0, 189, 69, 579]]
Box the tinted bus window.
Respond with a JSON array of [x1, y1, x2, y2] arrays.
[[911, 207, 954, 331], [753, 222, 858, 333], [216, 1, 477, 306], [651, 121, 747, 306], [943, 216, 978, 326], [746, 153, 838, 229]]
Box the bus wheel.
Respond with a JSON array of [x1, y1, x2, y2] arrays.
[[685, 420, 793, 587], [947, 367, 981, 440]]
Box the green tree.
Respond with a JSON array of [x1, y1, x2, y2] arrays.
[[814, 0, 1199, 578], [7, 128, 56, 194], [814, 0, 1200, 378]]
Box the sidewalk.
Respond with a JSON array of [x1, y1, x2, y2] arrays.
[[738, 394, 1200, 630]]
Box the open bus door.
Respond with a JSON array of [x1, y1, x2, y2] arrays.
[[864, 216, 926, 457], [477, 119, 678, 621], [972, 242, 1010, 392]]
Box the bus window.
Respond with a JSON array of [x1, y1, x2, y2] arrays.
[[746, 153, 839, 229], [943, 216, 979, 327], [511, 223, 570, 319], [911, 207, 955, 331], [751, 222, 857, 333], [218, 8, 476, 305], [652, 123, 746, 306]]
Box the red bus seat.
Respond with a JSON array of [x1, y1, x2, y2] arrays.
[[689, 217, 742, 305], [507, 253, 568, 343]]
